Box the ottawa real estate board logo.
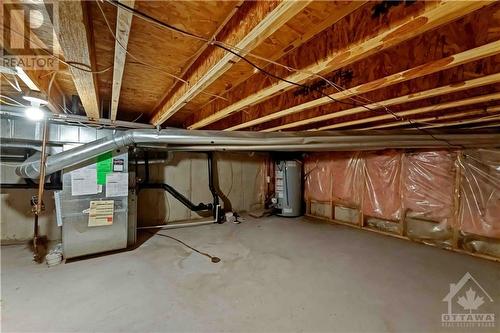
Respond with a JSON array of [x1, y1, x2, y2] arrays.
[[442, 272, 495, 328]]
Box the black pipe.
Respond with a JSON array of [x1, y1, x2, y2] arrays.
[[1, 171, 62, 190], [137, 152, 221, 221], [144, 151, 150, 183], [1, 183, 62, 190], [139, 183, 212, 212], [207, 152, 221, 221]]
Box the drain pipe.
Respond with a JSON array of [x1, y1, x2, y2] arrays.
[[207, 152, 222, 222], [137, 151, 221, 224]]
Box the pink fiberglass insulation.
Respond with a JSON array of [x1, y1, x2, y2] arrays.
[[459, 149, 500, 238], [402, 150, 456, 225], [329, 152, 363, 206], [304, 152, 363, 206], [362, 150, 402, 220], [304, 153, 333, 202]]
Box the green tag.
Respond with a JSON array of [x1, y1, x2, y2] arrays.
[[96, 152, 113, 185]]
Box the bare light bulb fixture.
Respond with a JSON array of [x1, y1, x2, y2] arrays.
[[22, 90, 48, 121], [25, 106, 45, 121]]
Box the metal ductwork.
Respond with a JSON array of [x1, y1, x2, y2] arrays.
[[16, 128, 500, 179]]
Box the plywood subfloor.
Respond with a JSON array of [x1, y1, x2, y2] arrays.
[[2, 216, 499, 332]]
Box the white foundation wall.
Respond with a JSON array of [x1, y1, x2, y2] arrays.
[[137, 152, 268, 227], [1, 152, 268, 241], [1, 190, 60, 242], [1, 162, 60, 242]]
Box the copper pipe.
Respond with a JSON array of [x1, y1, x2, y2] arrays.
[[33, 120, 48, 262]]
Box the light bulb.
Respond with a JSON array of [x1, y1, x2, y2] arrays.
[[25, 106, 45, 121]]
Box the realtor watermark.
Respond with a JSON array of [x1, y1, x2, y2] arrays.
[[441, 272, 495, 328], [1, 0, 59, 70]]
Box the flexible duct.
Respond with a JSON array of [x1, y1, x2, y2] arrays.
[[16, 128, 500, 179]]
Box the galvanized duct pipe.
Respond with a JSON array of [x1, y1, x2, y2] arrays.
[[163, 141, 499, 152], [16, 128, 500, 179]]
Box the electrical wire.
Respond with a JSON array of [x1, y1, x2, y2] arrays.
[[3, 26, 112, 74], [162, 190, 171, 224], [107, 0, 207, 42], [47, 71, 58, 103], [105, 0, 461, 147], [5, 0, 466, 148], [108, 0, 468, 148], [0, 99, 25, 107], [1, 73, 22, 92], [314, 76, 462, 148], [416, 113, 500, 127], [0, 95, 27, 106], [97, 0, 228, 102], [96, 0, 188, 83], [144, 230, 221, 263]]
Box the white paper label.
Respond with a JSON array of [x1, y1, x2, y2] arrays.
[[54, 191, 63, 227], [71, 165, 98, 196], [106, 173, 128, 197]]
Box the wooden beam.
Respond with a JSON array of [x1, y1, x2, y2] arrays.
[[419, 108, 500, 129], [469, 122, 500, 129], [174, 0, 365, 116], [315, 92, 500, 131], [188, 0, 494, 129], [149, 1, 244, 114], [151, 0, 312, 126], [423, 116, 500, 128], [56, 1, 100, 119], [110, 0, 135, 121], [363, 106, 500, 130], [262, 73, 500, 131], [226, 40, 500, 131]]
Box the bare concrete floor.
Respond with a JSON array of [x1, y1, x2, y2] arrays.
[[2, 216, 500, 333]]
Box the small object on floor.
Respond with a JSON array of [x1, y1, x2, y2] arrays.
[[225, 211, 241, 224], [248, 208, 273, 218], [46, 243, 63, 267], [225, 212, 236, 223], [233, 212, 242, 224]]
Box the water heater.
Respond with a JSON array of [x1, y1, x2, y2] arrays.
[[275, 160, 302, 217]]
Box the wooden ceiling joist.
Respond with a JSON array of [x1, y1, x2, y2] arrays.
[[419, 109, 500, 129], [226, 40, 500, 131], [315, 91, 500, 131], [188, 0, 494, 130], [151, 0, 312, 126], [110, 0, 135, 121], [262, 72, 500, 131], [0, 7, 65, 114], [56, 1, 100, 119], [469, 122, 500, 129], [362, 106, 500, 130], [21, 70, 65, 114]]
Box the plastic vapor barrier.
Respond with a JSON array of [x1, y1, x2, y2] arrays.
[[402, 150, 456, 244], [363, 150, 402, 221], [458, 149, 500, 239], [304, 148, 500, 260]]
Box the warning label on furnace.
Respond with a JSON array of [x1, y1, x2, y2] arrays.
[[88, 200, 114, 227]]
